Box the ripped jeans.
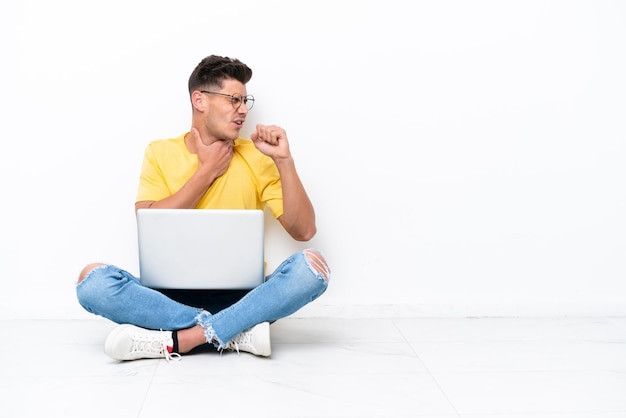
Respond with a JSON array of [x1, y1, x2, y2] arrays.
[[76, 249, 329, 348]]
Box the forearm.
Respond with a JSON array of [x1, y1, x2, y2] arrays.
[[275, 157, 317, 241], [136, 167, 219, 211]]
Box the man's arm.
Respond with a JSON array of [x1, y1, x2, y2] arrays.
[[136, 128, 233, 211], [251, 124, 316, 241], [274, 156, 317, 241]]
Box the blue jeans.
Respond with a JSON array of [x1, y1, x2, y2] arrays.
[[76, 250, 329, 348]]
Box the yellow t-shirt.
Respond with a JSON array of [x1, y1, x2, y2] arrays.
[[136, 133, 284, 219]]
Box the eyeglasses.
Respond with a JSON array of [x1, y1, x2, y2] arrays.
[[200, 91, 255, 110]]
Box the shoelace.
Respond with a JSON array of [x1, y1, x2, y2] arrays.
[[227, 330, 253, 355], [130, 330, 181, 362], [163, 348, 182, 362]]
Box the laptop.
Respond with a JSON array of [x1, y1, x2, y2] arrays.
[[136, 208, 265, 290]]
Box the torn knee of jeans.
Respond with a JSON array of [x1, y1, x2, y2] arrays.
[[303, 249, 330, 282], [76, 263, 107, 284]]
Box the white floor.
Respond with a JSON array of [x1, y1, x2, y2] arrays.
[[2, 316, 626, 418]]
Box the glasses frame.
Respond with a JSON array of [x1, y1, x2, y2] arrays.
[[200, 90, 255, 110]]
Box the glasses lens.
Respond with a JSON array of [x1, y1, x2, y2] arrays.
[[228, 93, 242, 109], [226, 93, 254, 110], [243, 96, 254, 110]]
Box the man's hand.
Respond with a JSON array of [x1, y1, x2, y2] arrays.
[[190, 127, 233, 179], [250, 124, 291, 161]]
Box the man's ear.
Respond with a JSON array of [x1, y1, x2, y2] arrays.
[[191, 90, 206, 112]]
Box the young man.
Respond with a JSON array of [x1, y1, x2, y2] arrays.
[[76, 55, 330, 361]]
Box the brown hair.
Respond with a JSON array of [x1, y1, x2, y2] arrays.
[[188, 55, 253, 94]]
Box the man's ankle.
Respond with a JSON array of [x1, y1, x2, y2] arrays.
[[177, 325, 207, 353]]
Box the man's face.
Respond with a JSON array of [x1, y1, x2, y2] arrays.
[[200, 78, 251, 142]]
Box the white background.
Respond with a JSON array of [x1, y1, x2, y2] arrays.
[[1, 0, 624, 319]]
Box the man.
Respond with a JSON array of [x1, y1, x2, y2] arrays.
[[76, 55, 330, 361]]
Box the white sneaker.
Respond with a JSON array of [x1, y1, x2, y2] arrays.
[[104, 324, 181, 362], [225, 322, 271, 357]]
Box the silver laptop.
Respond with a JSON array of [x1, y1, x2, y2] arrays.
[[136, 208, 265, 289]]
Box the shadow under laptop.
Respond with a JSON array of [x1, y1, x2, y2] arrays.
[[157, 288, 251, 315]]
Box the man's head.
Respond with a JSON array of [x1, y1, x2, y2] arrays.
[[188, 55, 252, 94], [188, 55, 254, 144]]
